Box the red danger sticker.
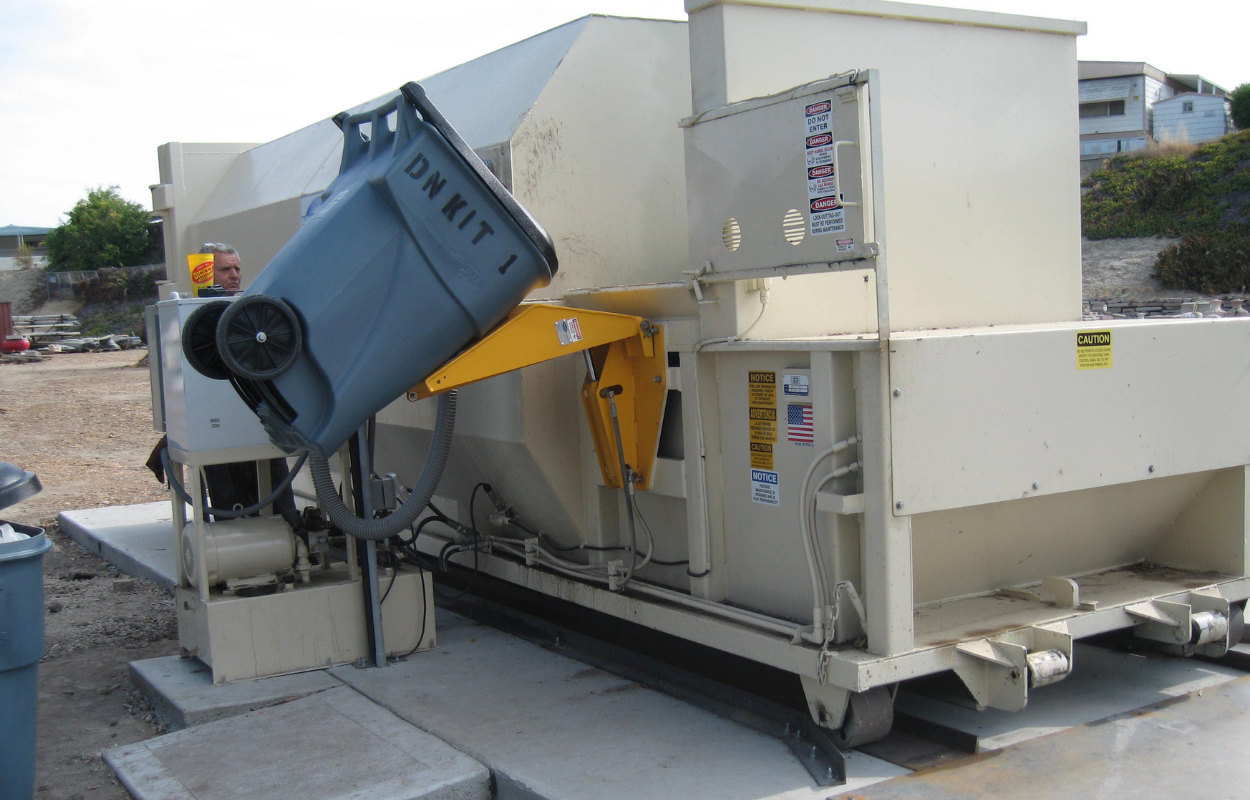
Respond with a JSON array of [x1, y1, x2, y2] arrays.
[[811, 196, 842, 212], [805, 100, 831, 116], [808, 165, 834, 179], [806, 133, 833, 148]]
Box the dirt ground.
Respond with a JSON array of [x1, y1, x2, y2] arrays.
[[1080, 236, 1189, 300], [0, 268, 48, 315], [1, 349, 177, 800]]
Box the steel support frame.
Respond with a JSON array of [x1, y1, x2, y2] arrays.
[[427, 537, 1250, 698]]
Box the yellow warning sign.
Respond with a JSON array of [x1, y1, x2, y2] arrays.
[[1076, 330, 1112, 370], [748, 371, 777, 407], [750, 441, 774, 470], [749, 406, 778, 442]]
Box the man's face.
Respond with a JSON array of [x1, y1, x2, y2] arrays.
[[213, 253, 242, 292]]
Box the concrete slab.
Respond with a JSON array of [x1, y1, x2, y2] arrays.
[[104, 685, 490, 800], [334, 612, 908, 800], [59, 502, 178, 592], [895, 641, 1246, 750], [130, 654, 344, 731], [844, 674, 1250, 800]]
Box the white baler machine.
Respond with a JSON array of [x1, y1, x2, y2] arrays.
[[152, 0, 1250, 753]]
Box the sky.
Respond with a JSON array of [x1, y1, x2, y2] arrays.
[[3, 0, 1246, 229]]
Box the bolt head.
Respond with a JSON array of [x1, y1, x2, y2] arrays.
[[895, 501, 904, 510], [1032, 482, 1040, 490], [255, 331, 268, 343], [892, 388, 902, 397], [1148, 465, 1155, 473]]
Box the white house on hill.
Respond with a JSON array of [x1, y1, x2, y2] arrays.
[[1153, 92, 1234, 145]]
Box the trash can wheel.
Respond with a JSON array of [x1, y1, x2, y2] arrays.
[[181, 300, 232, 380], [216, 295, 303, 381]]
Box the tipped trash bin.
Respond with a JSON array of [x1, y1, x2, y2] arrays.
[[0, 463, 47, 800], [182, 81, 558, 459]]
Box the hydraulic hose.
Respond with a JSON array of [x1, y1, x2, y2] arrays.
[[162, 447, 308, 519], [310, 390, 458, 541]]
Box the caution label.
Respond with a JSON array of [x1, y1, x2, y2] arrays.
[[750, 441, 774, 470], [749, 406, 778, 442], [748, 370, 778, 499], [1076, 330, 1112, 370]]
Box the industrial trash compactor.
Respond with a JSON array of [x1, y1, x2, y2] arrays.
[[152, 1, 1250, 760]]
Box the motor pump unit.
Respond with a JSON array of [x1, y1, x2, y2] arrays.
[[180, 516, 296, 589]]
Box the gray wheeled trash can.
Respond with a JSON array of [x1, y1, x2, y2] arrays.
[[0, 463, 48, 800], [181, 81, 558, 459]]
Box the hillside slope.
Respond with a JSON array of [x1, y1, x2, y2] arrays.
[[1082, 132, 1250, 294]]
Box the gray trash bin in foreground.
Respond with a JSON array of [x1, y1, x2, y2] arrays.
[[0, 462, 47, 800]]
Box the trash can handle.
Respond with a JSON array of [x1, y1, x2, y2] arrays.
[[334, 94, 421, 172]]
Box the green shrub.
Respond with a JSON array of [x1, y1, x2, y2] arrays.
[[77, 301, 149, 338], [1153, 225, 1250, 294], [1082, 130, 1250, 239], [1232, 83, 1250, 131]]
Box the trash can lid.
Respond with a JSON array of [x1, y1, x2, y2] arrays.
[[0, 462, 41, 511]]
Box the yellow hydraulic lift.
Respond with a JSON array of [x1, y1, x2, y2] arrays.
[[410, 303, 667, 490]]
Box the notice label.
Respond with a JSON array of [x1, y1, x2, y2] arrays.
[[748, 371, 777, 407], [782, 374, 810, 396], [751, 469, 780, 506], [749, 406, 778, 443], [836, 238, 855, 253], [554, 317, 583, 346], [810, 196, 846, 236], [750, 441, 774, 470], [1076, 330, 1113, 370]]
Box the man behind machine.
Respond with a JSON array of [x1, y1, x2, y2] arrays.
[[202, 242, 242, 294], [147, 242, 298, 525]]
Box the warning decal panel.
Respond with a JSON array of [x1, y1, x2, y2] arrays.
[[748, 370, 777, 472], [1076, 330, 1112, 370], [751, 469, 780, 506]]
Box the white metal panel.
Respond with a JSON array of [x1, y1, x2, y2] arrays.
[[516, 17, 692, 297], [687, 0, 1084, 330], [158, 298, 274, 454], [889, 319, 1250, 514], [683, 74, 876, 277]]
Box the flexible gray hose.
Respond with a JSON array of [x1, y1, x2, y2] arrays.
[[310, 390, 457, 540]]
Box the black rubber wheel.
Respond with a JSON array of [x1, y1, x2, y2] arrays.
[[215, 295, 303, 381], [181, 301, 232, 380], [830, 687, 894, 749]]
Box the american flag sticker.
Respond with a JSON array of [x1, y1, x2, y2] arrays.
[[787, 404, 814, 445]]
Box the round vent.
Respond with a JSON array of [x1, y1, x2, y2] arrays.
[[721, 217, 742, 252], [782, 209, 806, 245]]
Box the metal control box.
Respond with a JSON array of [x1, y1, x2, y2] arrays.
[[155, 297, 274, 455], [683, 73, 878, 281]]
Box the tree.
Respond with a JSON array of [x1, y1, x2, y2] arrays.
[[45, 186, 154, 272], [1233, 83, 1250, 131]]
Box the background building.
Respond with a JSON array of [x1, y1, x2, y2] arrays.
[[1079, 61, 1228, 160], [0, 225, 51, 270]]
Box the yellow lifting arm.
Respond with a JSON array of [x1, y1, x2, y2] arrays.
[[409, 303, 667, 490]]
